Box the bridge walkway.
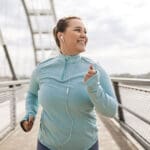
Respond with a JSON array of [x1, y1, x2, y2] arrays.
[[0, 111, 140, 150]]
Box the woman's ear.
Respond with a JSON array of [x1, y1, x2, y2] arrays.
[[60, 36, 64, 41], [57, 32, 64, 42]]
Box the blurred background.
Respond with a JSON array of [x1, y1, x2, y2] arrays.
[[0, 1, 150, 149], [0, 0, 150, 81]]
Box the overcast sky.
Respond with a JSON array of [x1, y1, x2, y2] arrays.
[[0, 0, 150, 76], [54, 0, 150, 74]]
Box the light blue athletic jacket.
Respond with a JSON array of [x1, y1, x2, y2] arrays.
[[22, 54, 118, 150]]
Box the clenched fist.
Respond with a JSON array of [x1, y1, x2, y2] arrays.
[[20, 116, 34, 132], [84, 65, 96, 82]]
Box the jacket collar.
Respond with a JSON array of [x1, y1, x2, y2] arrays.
[[58, 53, 81, 63]]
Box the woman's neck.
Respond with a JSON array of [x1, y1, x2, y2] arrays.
[[60, 49, 79, 56]]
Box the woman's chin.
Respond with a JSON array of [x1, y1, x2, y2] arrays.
[[78, 46, 86, 53]]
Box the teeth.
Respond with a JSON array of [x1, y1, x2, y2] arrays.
[[79, 42, 84, 45], [77, 40, 86, 46], [78, 40, 85, 44]]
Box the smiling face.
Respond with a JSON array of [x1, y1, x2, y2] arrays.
[[59, 19, 88, 55]]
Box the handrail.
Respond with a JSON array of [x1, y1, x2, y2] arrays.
[[111, 77, 150, 85], [118, 84, 150, 93], [0, 80, 29, 87], [0, 80, 29, 140], [111, 77, 150, 149], [118, 104, 150, 125]]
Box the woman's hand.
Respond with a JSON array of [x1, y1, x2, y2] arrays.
[[21, 116, 34, 132], [84, 65, 96, 82]]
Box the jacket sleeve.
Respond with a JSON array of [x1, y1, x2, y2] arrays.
[[85, 65, 118, 117], [22, 68, 39, 121]]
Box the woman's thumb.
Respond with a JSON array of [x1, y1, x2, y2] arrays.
[[28, 116, 34, 124]]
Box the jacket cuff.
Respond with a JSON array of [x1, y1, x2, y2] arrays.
[[84, 70, 100, 92]]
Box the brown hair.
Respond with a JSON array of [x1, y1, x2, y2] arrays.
[[53, 16, 81, 48]]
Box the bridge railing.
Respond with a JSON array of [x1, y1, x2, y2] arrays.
[[0, 80, 29, 140], [0, 78, 150, 150], [111, 77, 150, 150]]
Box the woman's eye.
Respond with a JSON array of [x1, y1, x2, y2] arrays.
[[74, 29, 87, 34], [75, 29, 81, 32]]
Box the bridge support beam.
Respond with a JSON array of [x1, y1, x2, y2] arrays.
[[0, 29, 17, 80]]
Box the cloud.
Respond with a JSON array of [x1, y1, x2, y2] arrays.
[[55, 0, 150, 52], [87, 17, 137, 50], [1, 0, 150, 76]]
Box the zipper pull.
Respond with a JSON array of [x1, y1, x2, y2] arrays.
[[66, 87, 69, 95]]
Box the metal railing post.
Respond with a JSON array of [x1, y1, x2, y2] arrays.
[[0, 80, 29, 140], [10, 85, 17, 130], [113, 82, 125, 122]]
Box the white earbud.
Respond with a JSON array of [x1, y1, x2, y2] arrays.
[[60, 36, 64, 41]]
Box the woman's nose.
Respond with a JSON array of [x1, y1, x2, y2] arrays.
[[80, 31, 87, 38]]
